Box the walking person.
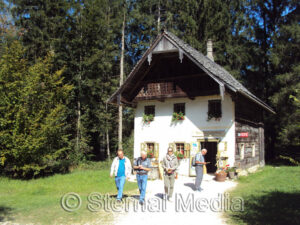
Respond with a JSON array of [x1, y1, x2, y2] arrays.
[[110, 149, 132, 202], [162, 147, 179, 202], [194, 148, 208, 192], [133, 150, 151, 205]]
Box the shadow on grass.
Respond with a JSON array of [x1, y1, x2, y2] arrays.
[[267, 154, 300, 167], [0, 206, 13, 222], [229, 191, 300, 225]]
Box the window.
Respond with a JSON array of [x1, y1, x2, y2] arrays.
[[144, 105, 155, 116], [176, 143, 184, 154], [240, 144, 245, 160], [175, 143, 190, 158], [146, 143, 154, 158], [252, 144, 256, 157], [174, 103, 185, 115], [208, 100, 222, 120]]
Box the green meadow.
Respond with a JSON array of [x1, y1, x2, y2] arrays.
[[225, 165, 300, 225], [0, 162, 138, 224]]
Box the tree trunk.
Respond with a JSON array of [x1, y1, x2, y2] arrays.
[[118, 9, 126, 150], [105, 103, 110, 159], [157, 0, 161, 32], [76, 100, 81, 153], [76, 6, 83, 155]]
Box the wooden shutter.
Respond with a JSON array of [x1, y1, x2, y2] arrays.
[[154, 143, 159, 158], [140, 143, 146, 153], [252, 143, 256, 157], [217, 141, 228, 168], [239, 143, 245, 160], [184, 143, 191, 158], [169, 143, 175, 152]]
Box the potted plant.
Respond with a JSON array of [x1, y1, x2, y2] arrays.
[[174, 151, 184, 160], [143, 113, 154, 124], [147, 150, 154, 158], [227, 166, 236, 179], [172, 112, 185, 122], [215, 164, 229, 182], [207, 111, 221, 121]]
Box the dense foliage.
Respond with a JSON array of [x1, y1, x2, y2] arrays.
[[0, 42, 73, 177]]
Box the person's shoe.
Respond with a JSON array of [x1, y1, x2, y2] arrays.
[[168, 196, 173, 202], [139, 200, 144, 205], [116, 199, 122, 203]]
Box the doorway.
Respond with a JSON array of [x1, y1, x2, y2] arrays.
[[199, 141, 218, 173]]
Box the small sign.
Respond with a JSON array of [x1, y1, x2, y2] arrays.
[[238, 132, 249, 138]]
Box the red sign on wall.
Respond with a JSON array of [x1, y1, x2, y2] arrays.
[[237, 132, 249, 138]]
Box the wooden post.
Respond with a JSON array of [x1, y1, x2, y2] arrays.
[[258, 122, 265, 166]]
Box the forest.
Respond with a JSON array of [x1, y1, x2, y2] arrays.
[[0, 0, 299, 178]]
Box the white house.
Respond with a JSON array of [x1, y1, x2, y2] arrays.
[[108, 31, 275, 177]]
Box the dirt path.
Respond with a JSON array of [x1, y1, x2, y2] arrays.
[[114, 174, 237, 225]]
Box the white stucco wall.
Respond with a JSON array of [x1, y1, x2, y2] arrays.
[[133, 93, 236, 174]]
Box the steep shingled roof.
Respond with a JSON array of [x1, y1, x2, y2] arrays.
[[108, 31, 275, 114]]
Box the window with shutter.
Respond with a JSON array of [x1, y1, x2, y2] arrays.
[[175, 142, 190, 158], [146, 143, 154, 158]]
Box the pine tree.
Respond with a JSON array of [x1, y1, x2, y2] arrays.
[[269, 2, 300, 159], [0, 41, 73, 178], [10, 0, 70, 64]]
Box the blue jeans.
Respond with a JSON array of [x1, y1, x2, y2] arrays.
[[115, 176, 126, 200], [136, 174, 148, 202]]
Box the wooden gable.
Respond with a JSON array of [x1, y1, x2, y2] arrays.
[[107, 31, 274, 114]]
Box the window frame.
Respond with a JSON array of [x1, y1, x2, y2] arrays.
[[175, 142, 190, 158], [144, 105, 155, 116], [146, 142, 155, 158], [174, 103, 185, 115], [208, 100, 222, 120]]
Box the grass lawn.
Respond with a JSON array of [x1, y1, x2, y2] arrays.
[[0, 162, 138, 225], [225, 165, 300, 225]]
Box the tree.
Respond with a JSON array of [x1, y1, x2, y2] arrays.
[[10, 0, 70, 63], [0, 41, 73, 178], [269, 3, 300, 159], [0, 0, 20, 56]]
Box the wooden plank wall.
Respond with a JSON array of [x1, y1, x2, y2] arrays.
[[235, 121, 262, 169]]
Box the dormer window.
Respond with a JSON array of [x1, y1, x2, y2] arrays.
[[207, 100, 222, 121]]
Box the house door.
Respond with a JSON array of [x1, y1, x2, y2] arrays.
[[200, 141, 218, 173]]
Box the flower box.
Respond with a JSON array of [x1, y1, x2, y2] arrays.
[[143, 114, 154, 124], [172, 112, 185, 122]]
